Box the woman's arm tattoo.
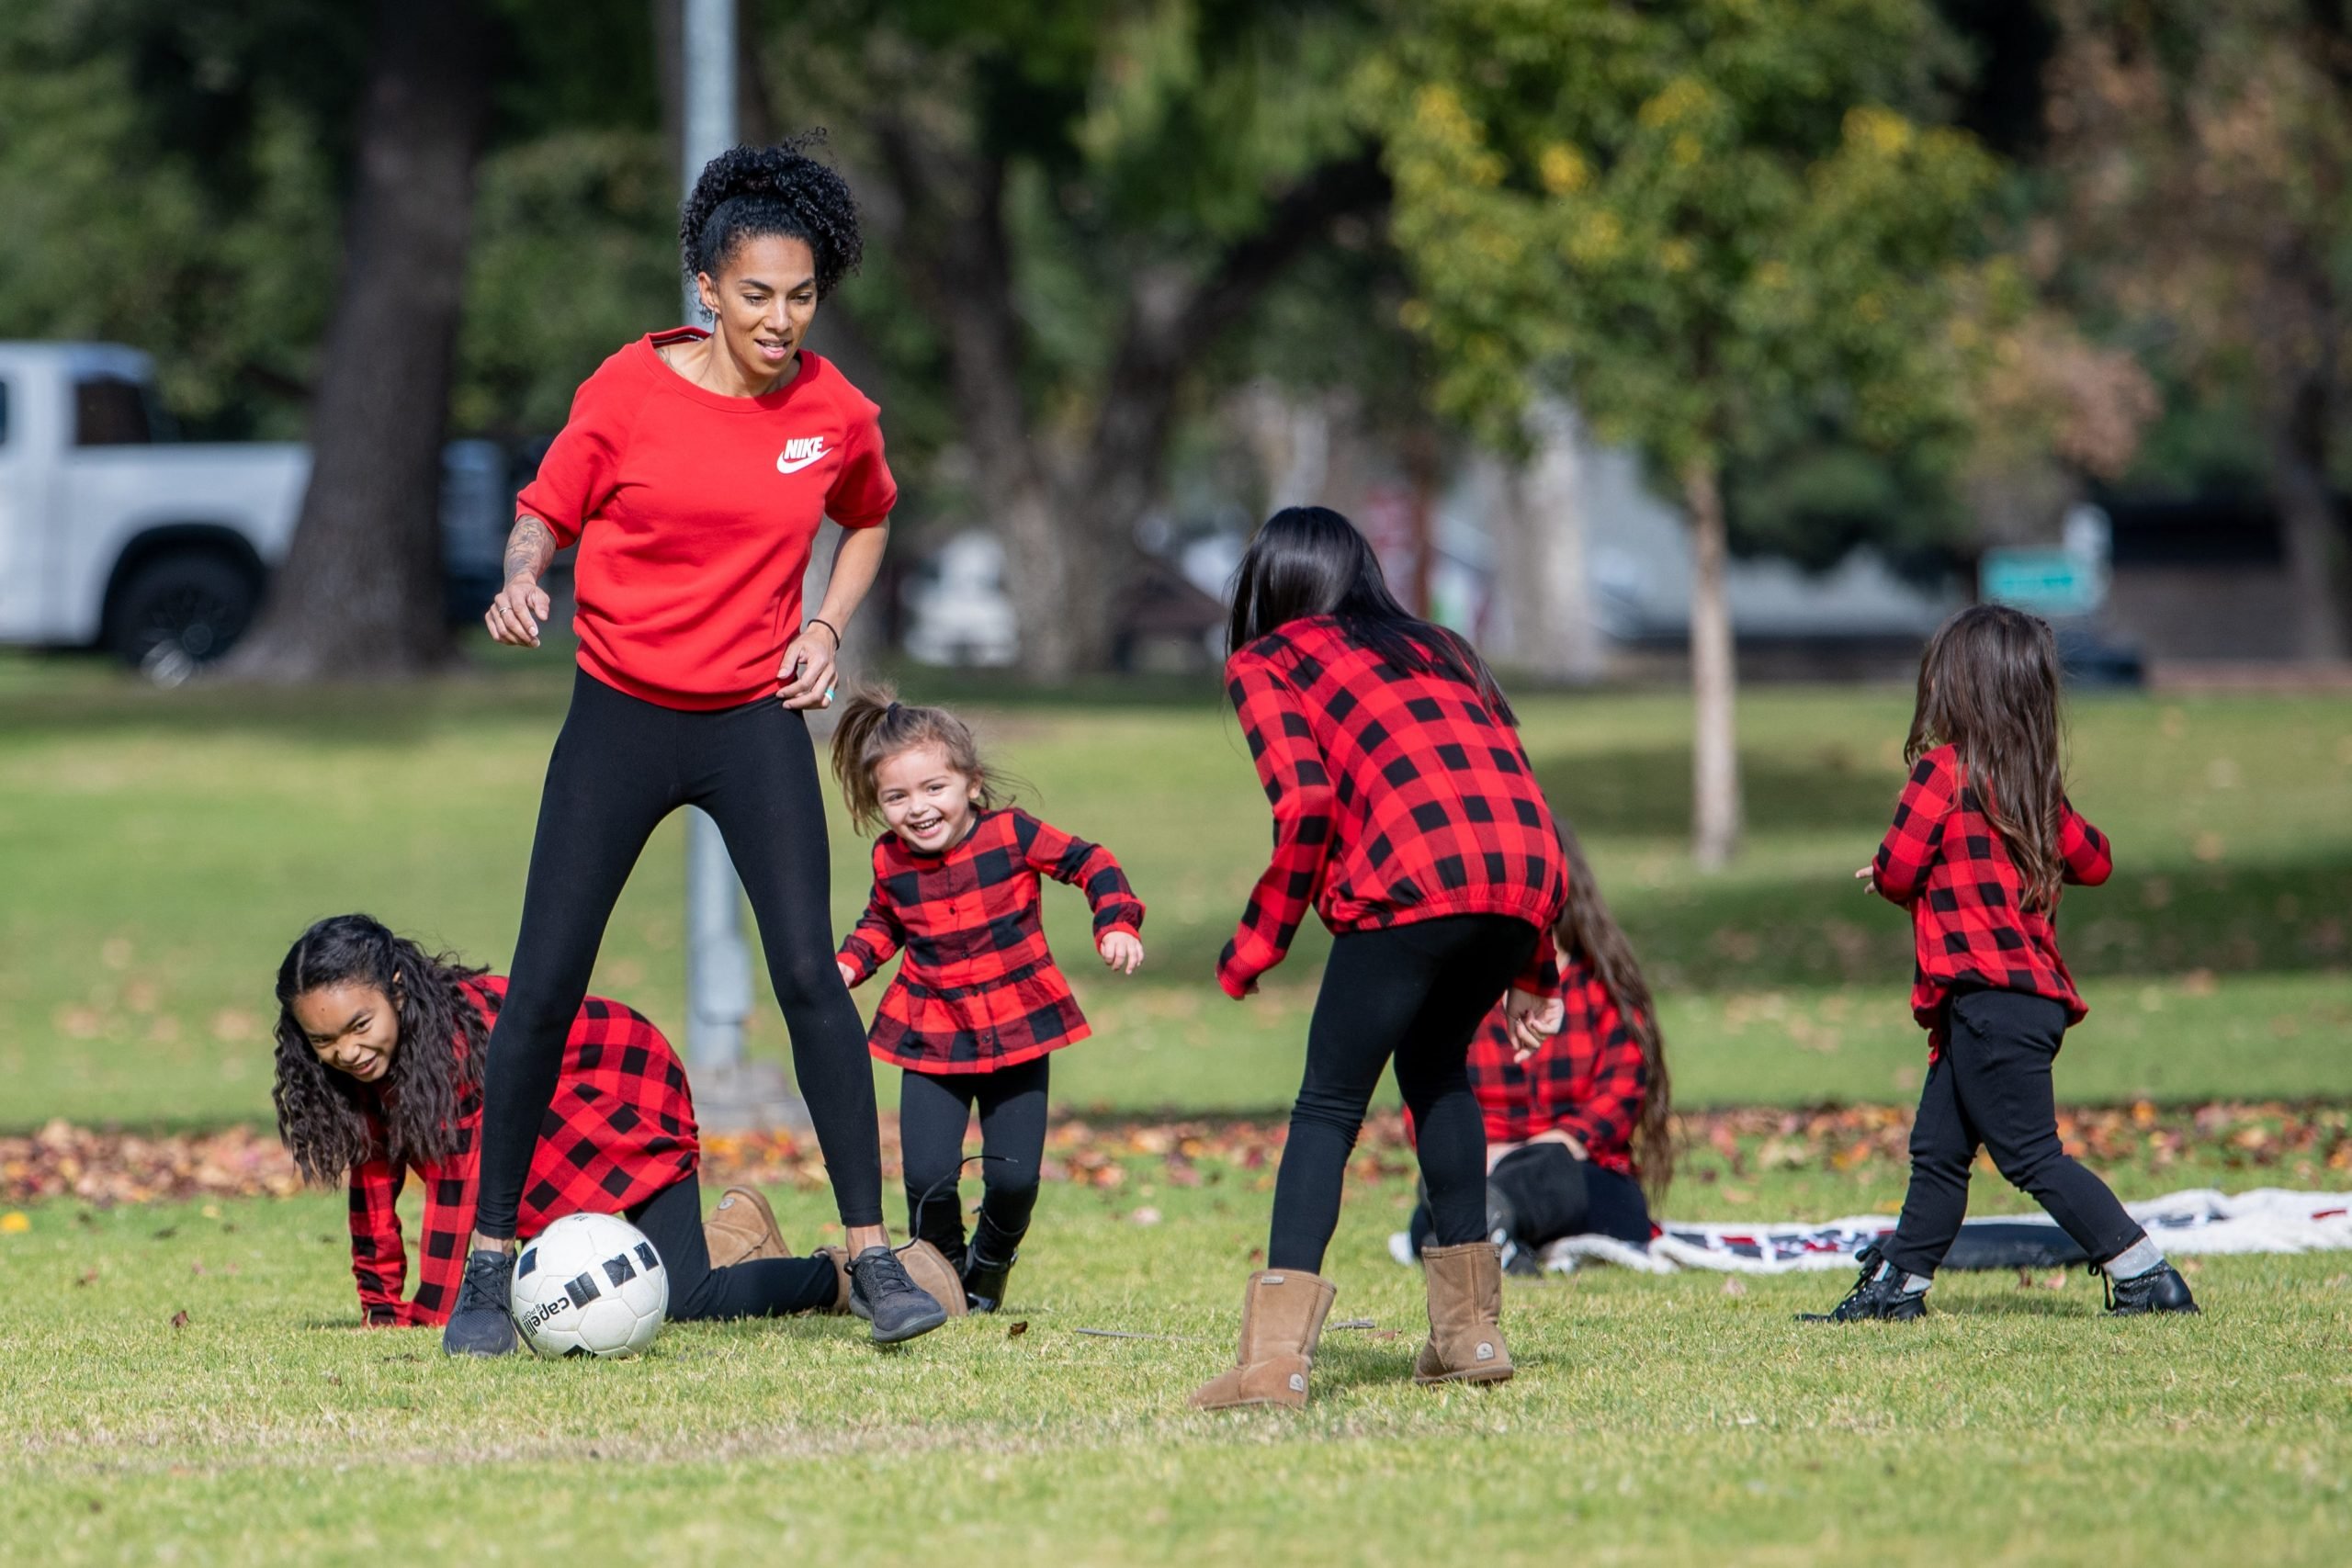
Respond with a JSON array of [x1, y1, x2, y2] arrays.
[[503, 514, 557, 583]]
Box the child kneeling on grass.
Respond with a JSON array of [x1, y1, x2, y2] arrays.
[[830, 690, 1146, 1315], [272, 914, 846, 1328], [1407, 822, 1672, 1269], [1806, 605, 2197, 1323]]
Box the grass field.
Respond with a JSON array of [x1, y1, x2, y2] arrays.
[[4, 651, 2350, 1564], [5, 1166, 2349, 1567], [2, 651, 2347, 1130]]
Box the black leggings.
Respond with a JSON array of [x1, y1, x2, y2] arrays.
[[476, 670, 885, 1236], [1883, 988, 2147, 1280], [1267, 914, 1540, 1273], [627, 1175, 841, 1320], [1407, 1141, 1655, 1254], [899, 1056, 1050, 1270]]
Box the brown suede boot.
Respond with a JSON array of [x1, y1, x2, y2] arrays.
[[896, 1240, 970, 1318], [704, 1186, 786, 1269], [1412, 1240, 1513, 1385], [808, 1246, 853, 1314], [1189, 1269, 1338, 1412]]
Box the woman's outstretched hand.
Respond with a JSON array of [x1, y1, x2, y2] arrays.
[[1854, 863, 1879, 896], [776, 623, 838, 710], [485, 573, 552, 648]]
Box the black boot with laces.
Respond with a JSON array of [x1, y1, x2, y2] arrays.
[[441, 1248, 519, 1356], [847, 1246, 950, 1344], [2101, 1260, 2199, 1316], [1798, 1244, 1928, 1324]]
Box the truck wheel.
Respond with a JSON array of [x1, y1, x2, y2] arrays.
[[105, 551, 259, 683]]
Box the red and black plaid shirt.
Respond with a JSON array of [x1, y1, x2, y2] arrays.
[[1405, 954, 1648, 1177], [345, 977, 699, 1327], [839, 807, 1144, 1074], [1872, 744, 2112, 1055], [1217, 615, 1566, 998]]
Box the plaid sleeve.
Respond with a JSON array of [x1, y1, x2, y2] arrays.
[[1015, 811, 1145, 938], [838, 874, 903, 987], [1217, 650, 1335, 998], [1872, 751, 1955, 904], [1555, 990, 1647, 1156], [2058, 796, 2112, 887], [346, 1156, 410, 1327]]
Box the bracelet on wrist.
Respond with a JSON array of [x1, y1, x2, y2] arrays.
[[807, 617, 842, 649]]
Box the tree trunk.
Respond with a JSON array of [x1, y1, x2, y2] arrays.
[[1685, 457, 1742, 870], [1500, 397, 1604, 681], [225, 0, 492, 681], [2270, 376, 2351, 661]]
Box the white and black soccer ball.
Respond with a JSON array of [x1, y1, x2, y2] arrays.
[[510, 1212, 669, 1359]]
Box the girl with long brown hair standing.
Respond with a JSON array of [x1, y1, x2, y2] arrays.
[[1805, 604, 2197, 1322]]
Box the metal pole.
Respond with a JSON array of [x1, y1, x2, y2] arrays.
[[679, 0, 797, 1127]]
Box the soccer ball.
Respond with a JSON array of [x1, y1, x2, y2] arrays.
[[510, 1212, 669, 1359]]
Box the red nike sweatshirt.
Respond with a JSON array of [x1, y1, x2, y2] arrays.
[[515, 329, 897, 710]]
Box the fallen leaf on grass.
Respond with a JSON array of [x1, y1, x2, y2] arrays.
[[75, 1269, 98, 1288], [1007, 1321, 1028, 1338], [0, 1212, 27, 1234], [1721, 1278, 1747, 1297], [169, 1310, 189, 1330]]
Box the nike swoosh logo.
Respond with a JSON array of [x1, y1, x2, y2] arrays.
[[777, 435, 829, 475], [777, 451, 826, 474]]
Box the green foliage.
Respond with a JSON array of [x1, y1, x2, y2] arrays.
[[1371, 0, 2006, 484]]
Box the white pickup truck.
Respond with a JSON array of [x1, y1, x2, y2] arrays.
[[0, 342, 514, 676]]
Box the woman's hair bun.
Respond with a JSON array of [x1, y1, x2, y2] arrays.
[[679, 130, 865, 299]]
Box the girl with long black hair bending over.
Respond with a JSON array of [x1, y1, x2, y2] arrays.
[[452, 137, 946, 1353], [274, 916, 845, 1330], [1192, 506, 1568, 1412]]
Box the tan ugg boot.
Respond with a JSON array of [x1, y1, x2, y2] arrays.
[[1189, 1269, 1339, 1411], [1412, 1240, 1513, 1385], [808, 1246, 853, 1314], [896, 1240, 970, 1318], [704, 1186, 788, 1269]]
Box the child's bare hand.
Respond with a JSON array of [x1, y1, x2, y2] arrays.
[[1504, 987, 1564, 1060], [1098, 931, 1145, 975], [835, 958, 858, 988], [1854, 864, 1878, 896]]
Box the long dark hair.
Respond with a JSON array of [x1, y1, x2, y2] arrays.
[[1227, 505, 1517, 724], [271, 914, 489, 1185], [1554, 825, 1674, 1201], [1906, 604, 2070, 912]]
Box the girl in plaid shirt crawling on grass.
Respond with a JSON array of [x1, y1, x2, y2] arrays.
[[1805, 604, 2198, 1324], [829, 689, 1147, 1316]]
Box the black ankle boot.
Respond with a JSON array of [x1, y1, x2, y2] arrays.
[[2101, 1260, 2199, 1316], [961, 1213, 1024, 1314], [1487, 1192, 1541, 1278], [1798, 1244, 1928, 1323]]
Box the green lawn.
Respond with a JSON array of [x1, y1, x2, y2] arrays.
[[2, 651, 2346, 1130], [4, 1165, 2348, 1567]]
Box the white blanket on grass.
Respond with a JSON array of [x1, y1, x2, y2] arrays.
[[1388, 1190, 2352, 1276]]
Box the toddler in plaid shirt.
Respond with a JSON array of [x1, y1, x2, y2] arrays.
[[830, 688, 1146, 1314], [1806, 605, 2198, 1323]]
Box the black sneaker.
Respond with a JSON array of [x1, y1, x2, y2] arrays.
[[2101, 1260, 2199, 1316], [1487, 1194, 1543, 1278], [847, 1246, 950, 1344], [1798, 1245, 1928, 1323], [442, 1248, 518, 1356], [960, 1247, 1015, 1314]]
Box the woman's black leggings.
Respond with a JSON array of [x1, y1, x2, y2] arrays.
[[476, 670, 885, 1237], [1883, 988, 2147, 1280], [628, 1176, 840, 1320], [899, 1056, 1050, 1271], [1267, 914, 1540, 1273]]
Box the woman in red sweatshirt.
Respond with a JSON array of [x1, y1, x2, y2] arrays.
[[452, 137, 944, 1354], [1191, 506, 1568, 1412]]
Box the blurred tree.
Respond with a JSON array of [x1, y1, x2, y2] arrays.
[[767, 0, 1390, 679], [1373, 0, 2007, 867], [2042, 0, 2352, 659]]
